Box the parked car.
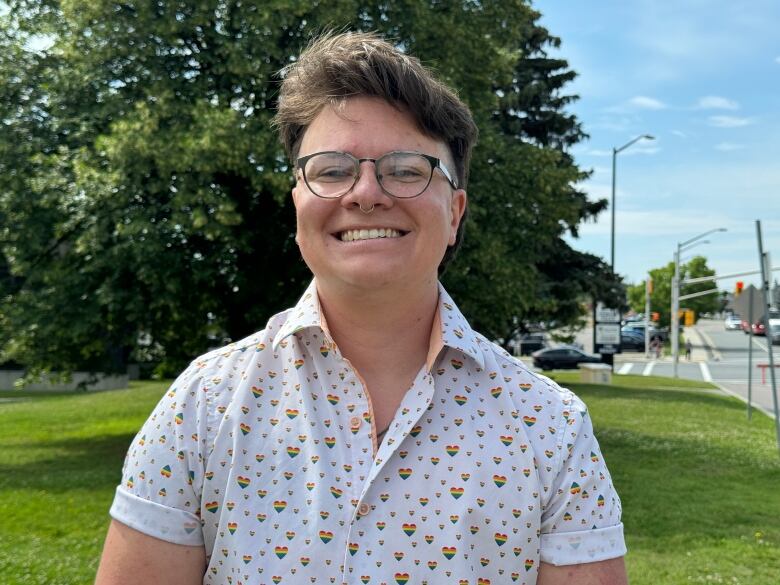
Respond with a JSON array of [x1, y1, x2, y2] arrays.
[[622, 323, 667, 342], [622, 313, 644, 325], [531, 346, 602, 370], [514, 333, 546, 356], [620, 331, 646, 351], [724, 314, 742, 330]]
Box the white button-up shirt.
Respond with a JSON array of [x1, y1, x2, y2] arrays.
[[110, 281, 625, 585]]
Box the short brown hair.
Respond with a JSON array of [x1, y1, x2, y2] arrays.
[[273, 31, 478, 273]]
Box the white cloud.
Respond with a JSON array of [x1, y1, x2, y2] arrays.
[[707, 115, 755, 128], [627, 96, 667, 110], [672, 130, 688, 138], [573, 209, 735, 238], [696, 96, 739, 110], [715, 142, 745, 152]]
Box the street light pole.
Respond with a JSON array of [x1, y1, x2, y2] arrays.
[[672, 227, 728, 377], [672, 247, 682, 375], [610, 134, 655, 270]]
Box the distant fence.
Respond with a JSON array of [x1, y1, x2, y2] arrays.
[[0, 370, 129, 391]]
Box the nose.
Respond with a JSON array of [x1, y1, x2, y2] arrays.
[[340, 160, 393, 212]]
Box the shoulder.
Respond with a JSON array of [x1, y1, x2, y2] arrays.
[[475, 332, 582, 411], [169, 307, 296, 418], [188, 308, 294, 376], [472, 334, 591, 476]]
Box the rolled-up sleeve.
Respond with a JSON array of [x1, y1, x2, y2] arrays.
[[539, 393, 626, 565], [109, 363, 209, 546]]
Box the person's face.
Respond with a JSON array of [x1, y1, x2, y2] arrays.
[[292, 97, 467, 293]]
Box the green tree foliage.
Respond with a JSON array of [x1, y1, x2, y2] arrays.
[[627, 256, 720, 327], [0, 0, 623, 376]]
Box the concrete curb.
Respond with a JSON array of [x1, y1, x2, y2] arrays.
[[712, 381, 776, 420]]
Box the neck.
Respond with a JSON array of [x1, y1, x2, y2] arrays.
[[316, 277, 440, 376]]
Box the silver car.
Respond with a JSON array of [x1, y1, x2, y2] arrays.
[[724, 314, 742, 330]]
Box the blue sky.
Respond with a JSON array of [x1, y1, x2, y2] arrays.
[[535, 0, 779, 290]]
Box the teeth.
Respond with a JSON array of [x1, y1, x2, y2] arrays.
[[340, 228, 402, 242]]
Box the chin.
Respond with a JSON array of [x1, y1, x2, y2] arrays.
[[313, 262, 423, 292]]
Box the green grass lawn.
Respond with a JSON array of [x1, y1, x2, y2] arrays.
[[1, 374, 779, 584]]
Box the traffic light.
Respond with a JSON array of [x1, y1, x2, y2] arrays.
[[735, 281, 744, 297]]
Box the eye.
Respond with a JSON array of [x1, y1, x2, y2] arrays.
[[380, 155, 430, 183], [305, 154, 356, 183], [313, 167, 354, 181]]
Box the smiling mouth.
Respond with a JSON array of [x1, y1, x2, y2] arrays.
[[338, 228, 406, 242]]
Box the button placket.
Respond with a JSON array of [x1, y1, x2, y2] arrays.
[[358, 369, 436, 502]]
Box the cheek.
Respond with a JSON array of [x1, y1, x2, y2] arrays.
[[293, 197, 334, 248]]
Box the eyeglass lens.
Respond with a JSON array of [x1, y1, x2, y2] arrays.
[[303, 152, 433, 198]]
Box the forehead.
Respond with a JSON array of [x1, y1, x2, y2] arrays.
[[298, 97, 448, 160]]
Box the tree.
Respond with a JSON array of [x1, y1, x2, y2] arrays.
[[679, 256, 721, 318], [1, 0, 622, 378], [627, 256, 720, 328]]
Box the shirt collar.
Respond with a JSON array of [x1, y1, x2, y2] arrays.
[[272, 279, 485, 371], [432, 283, 485, 370], [271, 280, 322, 349]]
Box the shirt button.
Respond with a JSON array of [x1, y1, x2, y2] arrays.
[[350, 416, 362, 430], [358, 502, 370, 516]]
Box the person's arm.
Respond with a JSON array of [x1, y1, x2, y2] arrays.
[[537, 557, 627, 585], [95, 520, 206, 585]]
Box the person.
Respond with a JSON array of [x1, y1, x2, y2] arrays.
[[651, 336, 663, 360], [685, 339, 692, 361], [95, 31, 627, 585]]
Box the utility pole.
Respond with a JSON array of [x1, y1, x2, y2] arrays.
[[645, 277, 652, 358], [756, 221, 779, 455]]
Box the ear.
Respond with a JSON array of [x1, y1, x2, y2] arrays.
[[291, 171, 303, 209], [448, 189, 467, 246], [291, 174, 303, 246]]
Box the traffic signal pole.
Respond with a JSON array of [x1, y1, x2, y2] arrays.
[[672, 249, 681, 377], [672, 228, 728, 377], [645, 277, 651, 359]]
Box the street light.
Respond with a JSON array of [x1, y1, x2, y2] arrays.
[[672, 227, 728, 377], [679, 240, 710, 263], [611, 134, 655, 270]]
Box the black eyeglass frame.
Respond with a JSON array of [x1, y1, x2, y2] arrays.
[[296, 150, 459, 200]]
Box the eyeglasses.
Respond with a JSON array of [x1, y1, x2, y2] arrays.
[[296, 150, 459, 199]]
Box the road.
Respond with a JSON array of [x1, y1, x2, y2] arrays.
[[608, 318, 780, 418]]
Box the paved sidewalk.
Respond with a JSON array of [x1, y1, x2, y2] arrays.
[[682, 326, 711, 362]]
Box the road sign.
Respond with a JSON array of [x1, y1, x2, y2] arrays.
[[596, 324, 620, 344], [595, 323, 621, 354], [596, 302, 621, 323], [732, 284, 765, 321]]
